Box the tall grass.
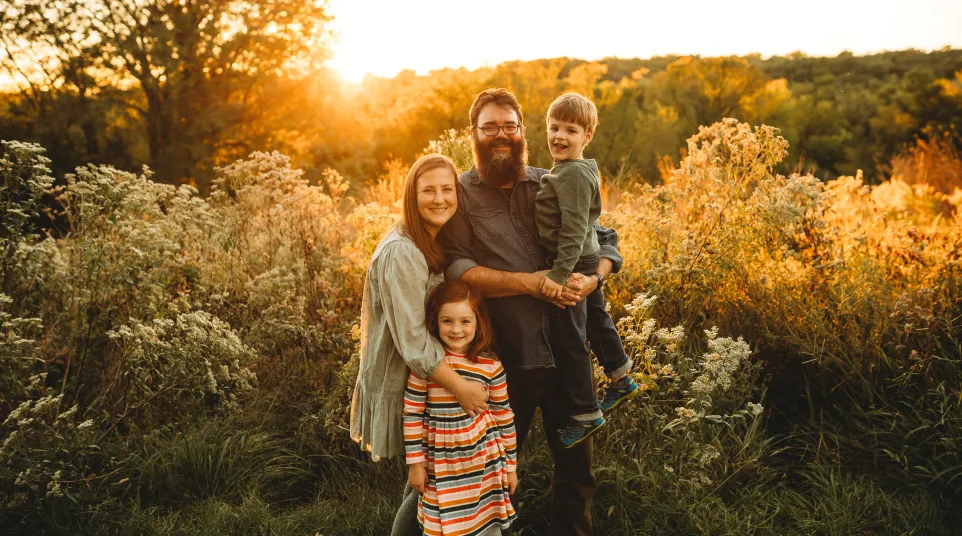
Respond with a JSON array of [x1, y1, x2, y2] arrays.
[[1, 122, 960, 534]]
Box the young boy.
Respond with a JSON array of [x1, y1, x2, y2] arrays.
[[534, 92, 640, 448]]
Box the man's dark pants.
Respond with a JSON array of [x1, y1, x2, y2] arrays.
[[504, 366, 596, 536]]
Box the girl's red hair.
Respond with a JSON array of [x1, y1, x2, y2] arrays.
[[426, 280, 496, 361]]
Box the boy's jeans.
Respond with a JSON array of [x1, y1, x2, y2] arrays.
[[549, 254, 632, 420]]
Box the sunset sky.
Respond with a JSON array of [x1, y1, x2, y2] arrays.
[[327, 0, 962, 82]]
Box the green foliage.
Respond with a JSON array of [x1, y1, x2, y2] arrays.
[[424, 128, 475, 173], [1, 0, 334, 190], [131, 423, 308, 506], [1, 113, 961, 533], [4, 46, 962, 189], [0, 141, 55, 297], [0, 393, 103, 509]]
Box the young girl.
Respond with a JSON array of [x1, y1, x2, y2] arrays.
[[403, 280, 519, 536]]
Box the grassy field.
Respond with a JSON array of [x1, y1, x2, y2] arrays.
[[1, 120, 960, 535]]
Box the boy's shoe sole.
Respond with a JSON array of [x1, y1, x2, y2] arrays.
[[600, 382, 642, 413], [558, 417, 607, 449]]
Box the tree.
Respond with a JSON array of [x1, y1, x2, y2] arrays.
[[2, 0, 333, 192], [0, 0, 133, 174], [652, 56, 771, 133]]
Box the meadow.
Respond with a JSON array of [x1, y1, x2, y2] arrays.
[[1, 116, 960, 535]]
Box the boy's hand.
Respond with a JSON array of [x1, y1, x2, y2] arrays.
[[507, 471, 518, 495], [563, 272, 598, 301], [539, 276, 564, 300], [408, 463, 428, 494]]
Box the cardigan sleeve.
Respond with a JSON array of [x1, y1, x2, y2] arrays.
[[375, 240, 446, 380]]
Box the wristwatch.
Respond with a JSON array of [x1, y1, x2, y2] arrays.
[[592, 272, 605, 287]]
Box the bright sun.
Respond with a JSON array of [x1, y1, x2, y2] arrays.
[[328, 54, 380, 84]]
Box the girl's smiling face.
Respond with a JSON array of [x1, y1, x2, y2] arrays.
[[437, 300, 477, 355]]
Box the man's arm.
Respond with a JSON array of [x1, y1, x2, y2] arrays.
[[459, 265, 542, 299], [438, 196, 572, 304], [438, 196, 542, 299], [595, 223, 623, 274]]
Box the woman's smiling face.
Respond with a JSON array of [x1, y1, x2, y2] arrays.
[[416, 167, 457, 237]]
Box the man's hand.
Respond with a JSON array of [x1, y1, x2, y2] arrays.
[[506, 471, 518, 495], [539, 276, 564, 300], [521, 270, 578, 308], [408, 463, 428, 494]]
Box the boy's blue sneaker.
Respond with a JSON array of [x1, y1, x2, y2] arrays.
[[558, 416, 606, 449], [599, 375, 641, 413]]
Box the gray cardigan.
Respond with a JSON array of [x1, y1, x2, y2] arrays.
[[349, 227, 446, 461]]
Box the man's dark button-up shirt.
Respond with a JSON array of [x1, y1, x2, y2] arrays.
[[438, 166, 624, 370]]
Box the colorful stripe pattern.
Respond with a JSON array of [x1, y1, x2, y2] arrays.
[[403, 351, 518, 535]]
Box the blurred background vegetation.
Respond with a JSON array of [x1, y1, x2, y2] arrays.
[[2, 0, 961, 192], [2, 1, 961, 534]]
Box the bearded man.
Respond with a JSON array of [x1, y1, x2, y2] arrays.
[[434, 88, 623, 536]]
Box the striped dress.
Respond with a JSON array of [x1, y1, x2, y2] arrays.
[[403, 351, 518, 535]]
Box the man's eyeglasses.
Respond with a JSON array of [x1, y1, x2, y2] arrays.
[[475, 123, 521, 136]]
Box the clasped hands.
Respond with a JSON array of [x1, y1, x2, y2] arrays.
[[532, 270, 597, 308]]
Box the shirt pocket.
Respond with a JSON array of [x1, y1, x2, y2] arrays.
[[469, 207, 512, 244]]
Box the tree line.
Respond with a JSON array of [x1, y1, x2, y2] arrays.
[[2, 1, 960, 192]]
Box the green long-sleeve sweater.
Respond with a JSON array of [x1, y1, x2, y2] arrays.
[[534, 158, 602, 285]]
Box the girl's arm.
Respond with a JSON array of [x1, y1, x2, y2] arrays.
[[402, 371, 429, 466], [487, 362, 518, 472]]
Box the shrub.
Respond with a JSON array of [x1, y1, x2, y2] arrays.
[[2, 117, 960, 532]]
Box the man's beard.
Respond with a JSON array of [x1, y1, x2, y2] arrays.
[[472, 134, 528, 188]]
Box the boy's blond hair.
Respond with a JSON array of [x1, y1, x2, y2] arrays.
[[547, 93, 599, 133]]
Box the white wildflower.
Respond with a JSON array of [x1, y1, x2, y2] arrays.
[[205, 368, 218, 392], [3, 400, 31, 426], [625, 292, 657, 312], [46, 470, 63, 498], [1, 431, 18, 453], [675, 406, 699, 425], [697, 445, 720, 465], [56, 404, 78, 421]]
